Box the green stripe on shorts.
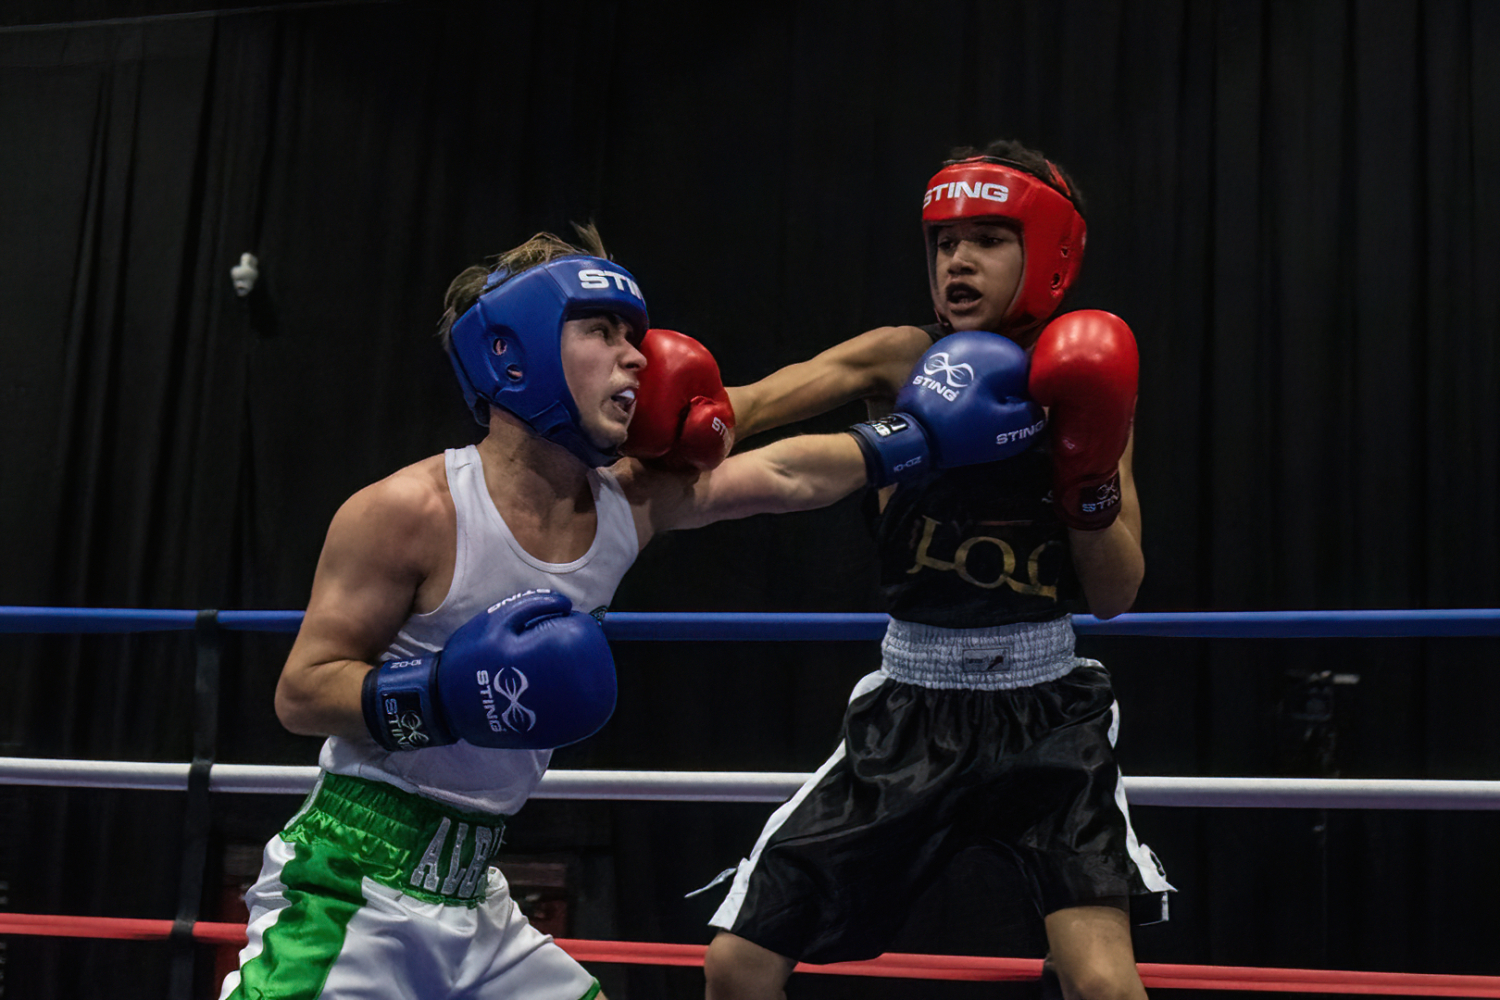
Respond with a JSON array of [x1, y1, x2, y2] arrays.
[[225, 839, 361, 1000]]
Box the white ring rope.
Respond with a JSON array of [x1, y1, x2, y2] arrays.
[[1, 757, 1497, 809]]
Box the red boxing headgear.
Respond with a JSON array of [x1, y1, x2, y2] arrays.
[[922, 156, 1087, 331]]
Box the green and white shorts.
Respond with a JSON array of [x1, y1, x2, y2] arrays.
[[219, 772, 599, 1000]]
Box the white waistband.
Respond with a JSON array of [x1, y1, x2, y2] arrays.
[[880, 616, 1078, 690]]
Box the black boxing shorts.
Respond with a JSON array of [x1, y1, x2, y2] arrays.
[[707, 617, 1172, 965]]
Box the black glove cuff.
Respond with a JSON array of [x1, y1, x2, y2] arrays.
[[361, 666, 400, 751]]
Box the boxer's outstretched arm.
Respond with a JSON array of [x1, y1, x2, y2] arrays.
[[619, 433, 868, 540], [727, 325, 933, 440], [276, 474, 440, 740]]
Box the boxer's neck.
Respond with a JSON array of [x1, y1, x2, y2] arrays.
[[476, 415, 598, 558]]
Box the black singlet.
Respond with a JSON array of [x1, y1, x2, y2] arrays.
[[870, 325, 1084, 628]]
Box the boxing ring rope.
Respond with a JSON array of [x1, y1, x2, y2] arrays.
[[5, 605, 1500, 638], [2, 913, 1500, 996], [4, 758, 1500, 810], [5, 605, 1500, 994]]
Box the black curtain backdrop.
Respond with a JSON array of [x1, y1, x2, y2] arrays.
[[2, 1, 1498, 998]]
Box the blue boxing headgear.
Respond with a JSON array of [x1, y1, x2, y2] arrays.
[[447, 255, 649, 467]]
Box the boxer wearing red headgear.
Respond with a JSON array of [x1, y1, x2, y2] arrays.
[[704, 142, 1166, 1000], [923, 154, 1087, 334]]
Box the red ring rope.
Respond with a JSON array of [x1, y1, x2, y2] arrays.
[[2, 917, 1500, 995], [1, 913, 1498, 995]]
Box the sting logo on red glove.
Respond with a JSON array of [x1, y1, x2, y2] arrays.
[[1082, 478, 1122, 515], [622, 328, 736, 471]]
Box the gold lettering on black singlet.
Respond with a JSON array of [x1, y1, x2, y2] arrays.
[[905, 516, 1059, 599]]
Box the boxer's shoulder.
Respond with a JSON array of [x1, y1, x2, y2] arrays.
[[609, 455, 697, 512], [326, 456, 455, 582], [353, 455, 452, 523]]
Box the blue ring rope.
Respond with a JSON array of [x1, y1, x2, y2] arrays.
[[2, 606, 1498, 639]]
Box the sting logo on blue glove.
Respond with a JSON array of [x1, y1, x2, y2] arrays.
[[911, 352, 976, 399], [390, 709, 431, 748], [997, 419, 1047, 448], [362, 589, 618, 752], [486, 588, 551, 614], [848, 331, 1047, 488], [476, 667, 537, 734]]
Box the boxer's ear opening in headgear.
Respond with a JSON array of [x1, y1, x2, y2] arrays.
[[922, 152, 1087, 333]]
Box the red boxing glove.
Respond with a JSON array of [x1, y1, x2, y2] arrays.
[[622, 328, 735, 471], [1028, 310, 1139, 530]]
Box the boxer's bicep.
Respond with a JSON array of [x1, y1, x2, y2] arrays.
[[278, 484, 431, 732]]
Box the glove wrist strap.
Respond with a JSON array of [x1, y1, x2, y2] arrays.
[[848, 413, 930, 488], [1056, 470, 1123, 530], [362, 656, 458, 752]]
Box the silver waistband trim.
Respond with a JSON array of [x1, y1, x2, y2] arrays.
[[880, 616, 1078, 690]]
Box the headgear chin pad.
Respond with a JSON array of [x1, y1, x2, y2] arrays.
[[447, 255, 648, 467], [922, 156, 1087, 331]]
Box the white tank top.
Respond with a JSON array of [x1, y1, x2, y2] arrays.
[[319, 445, 639, 813]]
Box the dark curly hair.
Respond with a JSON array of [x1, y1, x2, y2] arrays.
[[945, 139, 1087, 219]]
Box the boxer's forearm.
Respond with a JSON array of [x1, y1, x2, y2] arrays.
[[727, 363, 869, 440], [747, 433, 870, 512], [649, 433, 867, 531], [1068, 504, 1144, 620], [728, 326, 933, 440], [276, 656, 374, 740]]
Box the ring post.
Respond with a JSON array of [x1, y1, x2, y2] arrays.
[[170, 610, 221, 999]]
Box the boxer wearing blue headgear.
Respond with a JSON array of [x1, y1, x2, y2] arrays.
[[229, 228, 894, 1000], [447, 254, 649, 467]]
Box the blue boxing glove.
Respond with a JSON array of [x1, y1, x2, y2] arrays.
[[848, 331, 1047, 487], [361, 589, 616, 752]]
